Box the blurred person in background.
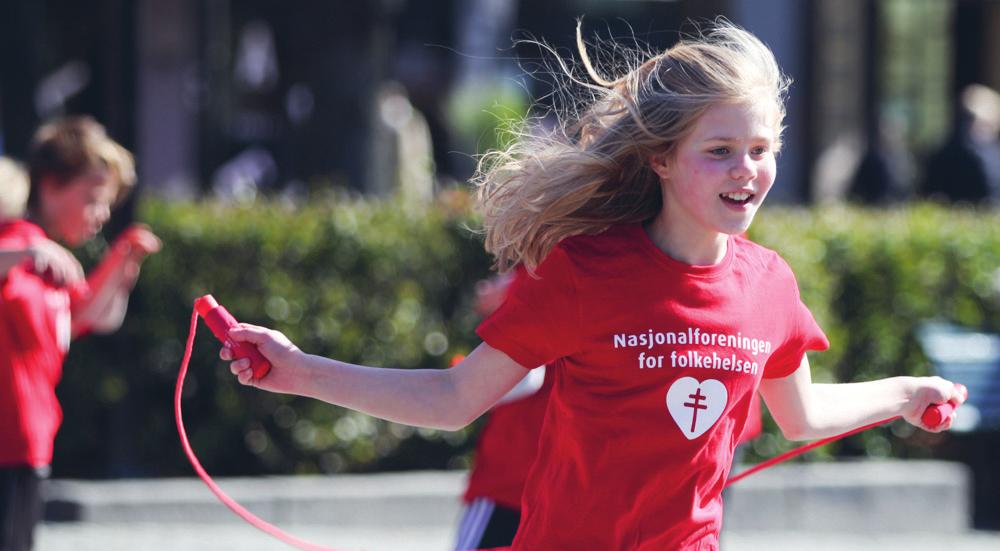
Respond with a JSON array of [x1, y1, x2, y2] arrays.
[[922, 83, 1000, 204], [0, 158, 29, 221], [0, 116, 160, 551], [453, 272, 552, 550], [848, 112, 916, 205]]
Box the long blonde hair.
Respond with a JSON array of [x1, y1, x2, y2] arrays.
[[474, 19, 791, 273]]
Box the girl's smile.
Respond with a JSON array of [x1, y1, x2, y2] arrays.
[[719, 189, 757, 209]]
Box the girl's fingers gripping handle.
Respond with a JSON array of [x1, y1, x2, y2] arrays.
[[920, 383, 968, 429], [195, 295, 272, 379]]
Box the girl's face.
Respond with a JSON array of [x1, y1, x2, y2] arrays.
[[40, 169, 116, 247], [653, 101, 778, 241]]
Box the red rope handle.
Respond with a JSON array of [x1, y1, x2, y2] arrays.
[[175, 308, 342, 551]]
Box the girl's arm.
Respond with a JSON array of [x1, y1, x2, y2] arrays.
[[758, 355, 965, 441], [223, 325, 529, 431], [71, 225, 160, 335]]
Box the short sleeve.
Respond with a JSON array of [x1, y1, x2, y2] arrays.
[[476, 246, 581, 369], [762, 269, 830, 379]]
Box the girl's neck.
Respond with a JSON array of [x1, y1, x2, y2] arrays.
[[644, 213, 729, 266]]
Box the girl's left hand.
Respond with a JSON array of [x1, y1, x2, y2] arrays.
[[901, 377, 968, 432]]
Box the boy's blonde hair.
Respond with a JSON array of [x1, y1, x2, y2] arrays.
[[475, 20, 790, 273], [27, 115, 136, 210], [0, 157, 29, 220]]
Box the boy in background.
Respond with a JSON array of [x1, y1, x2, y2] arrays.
[[0, 116, 160, 551]]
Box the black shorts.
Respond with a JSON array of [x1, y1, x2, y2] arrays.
[[454, 498, 521, 550], [0, 465, 45, 551]]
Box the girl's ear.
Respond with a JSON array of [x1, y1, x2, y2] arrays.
[[648, 153, 671, 181]]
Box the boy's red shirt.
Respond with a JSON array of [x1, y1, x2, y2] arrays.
[[0, 220, 72, 468], [477, 225, 828, 550]]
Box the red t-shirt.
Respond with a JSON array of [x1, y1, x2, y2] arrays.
[[738, 391, 763, 444], [463, 367, 553, 510], [477, 225, 829, 550], [0, 220, 72, 468]]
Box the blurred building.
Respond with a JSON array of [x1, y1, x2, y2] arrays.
[[0, 0, 998, 204]]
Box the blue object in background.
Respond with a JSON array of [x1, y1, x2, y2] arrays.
[[917, 321, 1000, 432]]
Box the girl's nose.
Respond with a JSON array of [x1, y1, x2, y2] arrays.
[[729, 154, 757, 182]]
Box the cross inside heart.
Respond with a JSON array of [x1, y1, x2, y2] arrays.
[[666, 377, 728, 439]]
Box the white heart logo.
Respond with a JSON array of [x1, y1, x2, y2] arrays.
[[666, 377, 728, 440]]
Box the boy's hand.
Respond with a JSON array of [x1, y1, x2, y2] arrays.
[[28, 239, 84, 286], [220, 323, 304, 392], [108, 224, 161, 282], [902, 377, 968, 432], [112, 224, 161, 262]]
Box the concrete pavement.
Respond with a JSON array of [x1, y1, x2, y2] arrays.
[[35, 461, 1000, 551], [35, 522, 1000, 551]]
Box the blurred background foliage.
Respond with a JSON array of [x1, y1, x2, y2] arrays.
[[749, 204, 1000, 463], [54, 197, 1000, 478], [60, 191, 492, 478]]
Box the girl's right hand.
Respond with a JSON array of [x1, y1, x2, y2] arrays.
[[220, 323, 304, 393]]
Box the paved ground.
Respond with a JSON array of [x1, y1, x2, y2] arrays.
[[36, 523, 1000, 551], [33, 463, 1000, 550]]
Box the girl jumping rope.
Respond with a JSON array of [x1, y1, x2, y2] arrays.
[[218, 20, 966, 550]]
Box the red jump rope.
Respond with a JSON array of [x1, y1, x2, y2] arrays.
[[176, 296, 339, 551], [175, 295, 965, 551]]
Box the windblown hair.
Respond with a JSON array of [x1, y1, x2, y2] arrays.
[[27, 115, 136, 210], [474, 19, 791, 273]]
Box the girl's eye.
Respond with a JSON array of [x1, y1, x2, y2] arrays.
[[751, 146, 769, 156], [709, 147, 729, 156]]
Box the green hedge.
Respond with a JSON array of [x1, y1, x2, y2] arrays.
[[53, 198, 1000, 478], [58, 191, 492, 478]]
